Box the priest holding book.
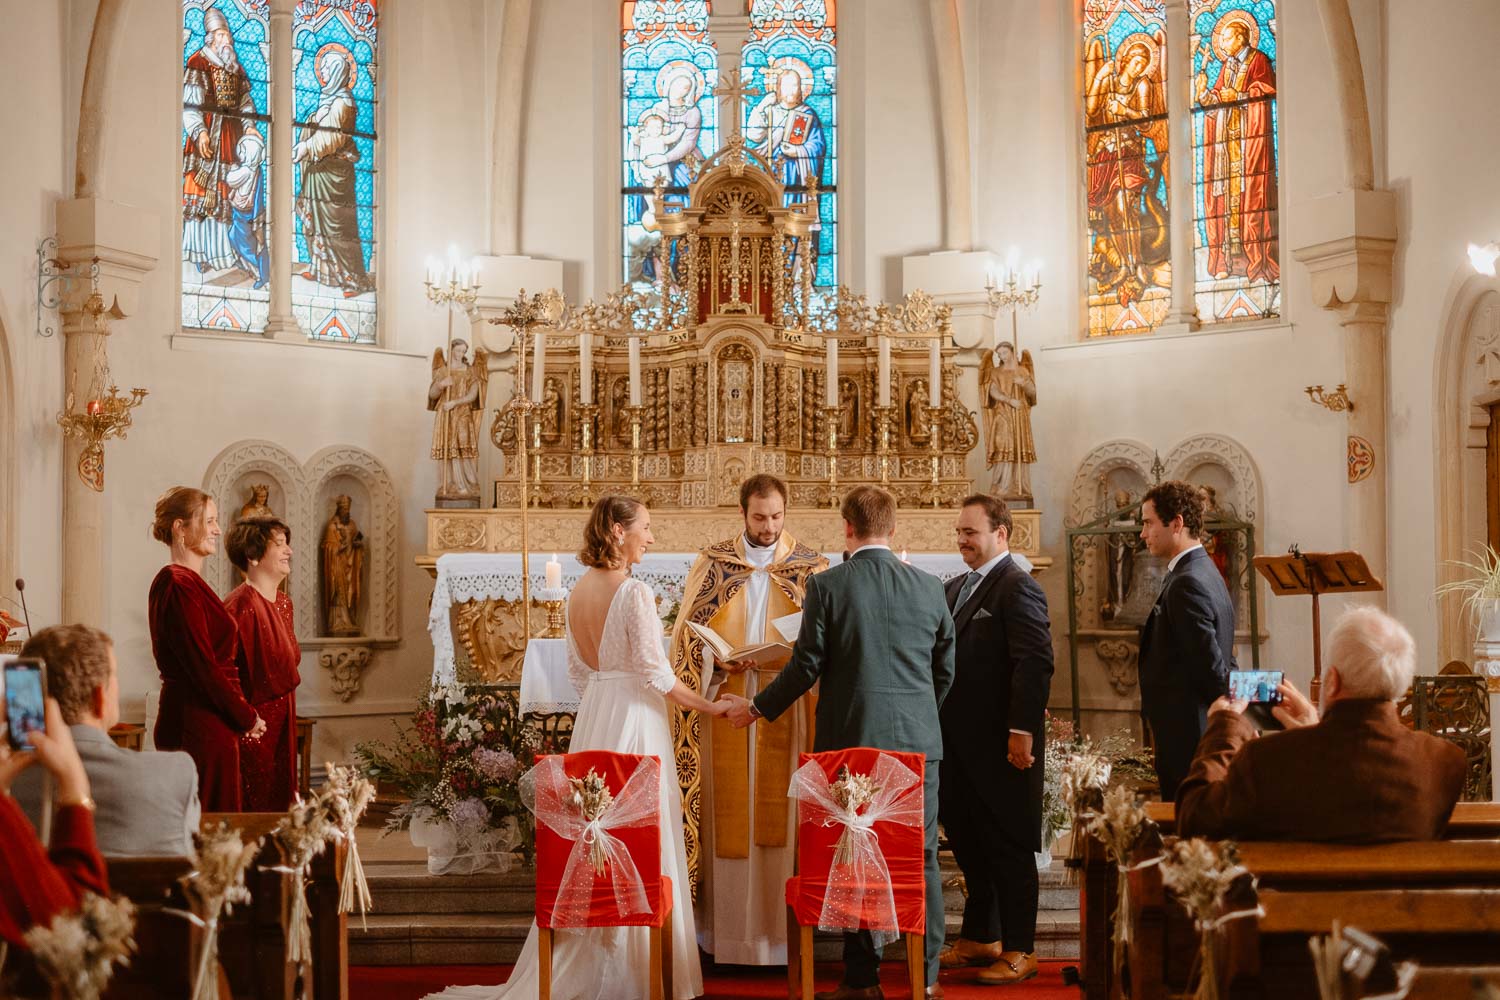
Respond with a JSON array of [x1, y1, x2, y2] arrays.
[[668, 474, 828, 964]]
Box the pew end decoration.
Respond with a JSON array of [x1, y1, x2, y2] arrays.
[[1086, 784, 1164, 982], [271, 793, 334, 975], [1158, 837, 1262, 1000], [175, 822, 261, 1000], [785, 749, 928, 1000], [323, 762, 377, 924], [21, 892, 137, 1000], [1308, 922, 1417, 1000], [523, 751, 674, 1000]]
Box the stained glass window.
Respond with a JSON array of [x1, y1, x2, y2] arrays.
[[742, 0, 837, 289], [1082, 0, 1171, 337], [180, 0, 273, 334], [1191, 0, 1280, 323], [292, 0, 379, 343], [622, 1, 718, 291]]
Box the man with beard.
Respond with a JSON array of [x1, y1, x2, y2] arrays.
[[667, 473, 827, 964], [182, 7, 266, 287]]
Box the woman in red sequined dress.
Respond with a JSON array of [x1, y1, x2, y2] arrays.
[[224, 517, 301, 811]]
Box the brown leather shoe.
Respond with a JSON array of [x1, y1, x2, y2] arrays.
[[976, 950, 1039, 985], [924, 985, 945, 998], [938, 937, 1005, 968], [812, 986, 884, 1000]]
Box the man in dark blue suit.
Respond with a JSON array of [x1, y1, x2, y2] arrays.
[[937, 495, 1053, 986], [1137, 480, 1236, 800]]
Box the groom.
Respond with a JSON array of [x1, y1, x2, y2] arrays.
[[722, 485, 955, 999]]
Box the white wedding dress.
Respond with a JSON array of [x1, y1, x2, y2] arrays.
[[426, 579, 704, 1000]]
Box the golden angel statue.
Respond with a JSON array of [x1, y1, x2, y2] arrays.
[[980, 340, 1038, 503], [428, 338, 490, 506]]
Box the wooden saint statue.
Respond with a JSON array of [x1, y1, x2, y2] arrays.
[[320, 493, 364, 636], [981, 340, 1038, 502], [428, 338, 490, 506]]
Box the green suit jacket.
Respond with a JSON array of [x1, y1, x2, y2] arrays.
[[753, 546, 956, 759]]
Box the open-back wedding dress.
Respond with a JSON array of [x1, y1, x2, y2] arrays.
[[426, 578, 703, 999]]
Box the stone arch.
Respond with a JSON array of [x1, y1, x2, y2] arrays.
[[1435, 270, 1500, 662], [202, 440, 310, 628], [305, 446, 400, 640], [1164, 433, 1263, 528]]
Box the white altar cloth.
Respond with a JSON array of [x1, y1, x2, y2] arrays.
[[428, 550, 980, 689]]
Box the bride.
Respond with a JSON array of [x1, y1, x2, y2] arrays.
[[428, 496, 720, 999]]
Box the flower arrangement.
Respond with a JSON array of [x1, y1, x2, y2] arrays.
[[356, 682, 559, 871], [1435, 544, 1500, 636], [22, 893, 137, 1000], [828, 765, 881, 866], [1159, 837, 1261, 1000], [273, 793, 334, 969], [654, 579, 686, 630], [322, 763, 377, 922], [567, 769, 615, 874], [178, 822, 260, 1000], [1087, 785, 1164, 981]]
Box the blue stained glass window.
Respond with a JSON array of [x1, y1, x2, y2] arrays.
[[1190, 0, 1280, 324], [742, 0, 837, 288], [622, 1, 719, 291], [180, 0, 273, 334], [292, 0, 379, 343]]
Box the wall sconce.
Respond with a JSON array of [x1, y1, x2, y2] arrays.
[[1305, 384, 1354, 412], [35, 237, 99, 338]]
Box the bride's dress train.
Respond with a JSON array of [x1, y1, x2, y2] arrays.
[[426, 579, 704, 999]]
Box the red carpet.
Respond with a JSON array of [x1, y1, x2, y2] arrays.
[[350, 960, 1081, 999]]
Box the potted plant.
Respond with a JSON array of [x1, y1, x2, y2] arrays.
[[1436, 545, 1500, 644]]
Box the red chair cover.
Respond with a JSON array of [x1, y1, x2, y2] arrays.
[[533, 750, 665, 928], [785, 747, 927, 935]]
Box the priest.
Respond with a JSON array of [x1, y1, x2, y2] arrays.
[[668, 473, 827, 964]]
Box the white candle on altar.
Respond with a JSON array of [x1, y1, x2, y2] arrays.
[[545, 554, 562, 590], [877, 334, 891, 407], [531, 329, 546, 403], [628, 333, 643, 406], [825, 334, 839, 407], [900, 548, 909, 563], [928, 337, 942, 407], [579, 332, 593, 405]]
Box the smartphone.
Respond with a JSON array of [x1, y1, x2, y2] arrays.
[[1228, 669, 1284, 705], [3, 657, 47, 752]]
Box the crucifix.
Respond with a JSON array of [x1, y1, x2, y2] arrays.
[[716, 67, 755, 135]]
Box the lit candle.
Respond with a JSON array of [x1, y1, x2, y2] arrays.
[[928, 337, 942, 407], [825, 333, 839, 407], [877, 334, 891, 407], [86, 399, 102, 416], [628, 333, 642, 406], [579, 332, 593, 405], [545, 554, 562, 590], [1027, 259, 1042, 291], [530, 329, 546, 403], [900, 549, 909, 563]]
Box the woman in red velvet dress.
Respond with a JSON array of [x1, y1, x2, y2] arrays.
[[224, 517, 301, 811], [148, 487, 265, 811]]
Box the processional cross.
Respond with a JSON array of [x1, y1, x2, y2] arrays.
[[717, 67, 756, 135]]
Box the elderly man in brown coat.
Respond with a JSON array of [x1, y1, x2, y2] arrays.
[[1177, 605, 1466, 842]]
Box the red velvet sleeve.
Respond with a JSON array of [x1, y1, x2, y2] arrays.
[[152, 572, 258, 732], [0, 798, 109, 947]]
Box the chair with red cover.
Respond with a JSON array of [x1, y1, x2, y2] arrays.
[[784, 748, 927, 999], [529, 750, 674, 1000]]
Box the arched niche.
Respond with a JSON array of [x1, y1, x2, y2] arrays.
[[304, 446, 400, 641]]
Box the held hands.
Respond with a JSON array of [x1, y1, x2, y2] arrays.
[[718, 693, 757, 729], [1272, 678, 1318, 729], [1007, 731, 1035, 770], [246, 714, 268, 743]]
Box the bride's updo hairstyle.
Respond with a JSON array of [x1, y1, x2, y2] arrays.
[[579, 494, 645, 569]]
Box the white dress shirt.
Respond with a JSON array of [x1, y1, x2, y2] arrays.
[[1168, 542, 1204, 573]]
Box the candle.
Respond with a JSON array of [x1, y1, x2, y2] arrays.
[[531, 329, 546, 403], [86, 399, 102, 416], [928, 337, 942, 407], [825, 333, 839, 407], [877, 334, 891, 407], [900, 549, 909, 563], [628, 333, 642, 406], [579, 332, 593, 405], [545, 554, 562, 590]]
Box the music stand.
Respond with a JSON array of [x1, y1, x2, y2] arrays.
[[1253, 550, 1384, 702]]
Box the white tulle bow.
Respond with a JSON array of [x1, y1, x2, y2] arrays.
[[787, 753, 925, 948], [521, 756, 662, 927]]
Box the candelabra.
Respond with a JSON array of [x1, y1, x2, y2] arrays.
[[1305, 384, 1354, 412], [925, 404, 943, 509], [626, 405, 646, 488], [423, 254, 480, 355], [821, 406, 841, 509], [55, 288, 148, 492], [576, 403, 599, 506], [984, 259, 1042, 350], [872, 405, 896, 486]]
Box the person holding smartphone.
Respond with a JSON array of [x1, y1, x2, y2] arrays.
[[148, 486, 266, 811], [0, 696, 109, 948]]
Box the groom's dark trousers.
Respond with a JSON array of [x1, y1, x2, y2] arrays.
[[755, 545, 956, 988]]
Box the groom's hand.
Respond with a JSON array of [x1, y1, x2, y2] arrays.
[[721, 693, 757, 729], [1007, 731, 1035, 770]]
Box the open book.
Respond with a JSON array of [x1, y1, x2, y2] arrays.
[[688, 612, 802, 668]]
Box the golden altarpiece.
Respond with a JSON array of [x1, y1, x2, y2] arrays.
[[422, 136, 1045, 890]]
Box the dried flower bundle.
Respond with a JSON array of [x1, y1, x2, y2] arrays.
[[323, 762, 377, 924], [23, 893, 137, 1000], [1085, 785, 1163, 979], [273, 793, 334, 969], [568, 768, 615, 875], [1159, 837, 1261, 1000], [828, 765, 881, 867], [178, 822, 261, 1000]]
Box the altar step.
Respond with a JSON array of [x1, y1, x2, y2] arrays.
[[351, 837, 1080, 966]]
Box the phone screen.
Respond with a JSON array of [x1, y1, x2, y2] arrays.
[[1228, 669, 1284, 705], [3, 658, 46, 751]]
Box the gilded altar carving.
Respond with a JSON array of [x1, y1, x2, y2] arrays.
[[450, 597, 545, 684], [435, 517, 485, 551]]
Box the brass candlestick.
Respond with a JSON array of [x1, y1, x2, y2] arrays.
[[627, 405, 646, 488], [531, 419, 542, 506], [822, 405, 841, 509], [872, 404, 895, 486], [576, 402, 599, 506], [538, 587, 568, 639], [926, 404, 942, 509]]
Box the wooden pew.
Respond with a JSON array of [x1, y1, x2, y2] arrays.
[[1129, 840, 1500, 1000], [1073, 802, 1500, 1000]]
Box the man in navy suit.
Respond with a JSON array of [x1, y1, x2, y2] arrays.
[[1137, 480, 1236, 799], [937, 495, 1054, 986]]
